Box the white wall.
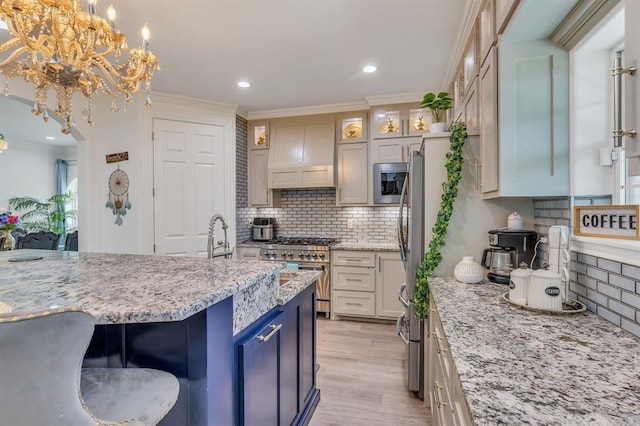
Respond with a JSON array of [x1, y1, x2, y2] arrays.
[[0, 139, 67, 211], [74, 92, 238, 255]]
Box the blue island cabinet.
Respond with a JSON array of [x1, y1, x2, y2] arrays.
[[236, 283, 320, 426]]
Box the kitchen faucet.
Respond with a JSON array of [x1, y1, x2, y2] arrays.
[[207, 214, 231, 259]]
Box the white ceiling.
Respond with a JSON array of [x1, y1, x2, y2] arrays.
[[0, 0, 473, 144]]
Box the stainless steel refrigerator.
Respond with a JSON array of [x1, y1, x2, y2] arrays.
[[396, 142, 426, 399]]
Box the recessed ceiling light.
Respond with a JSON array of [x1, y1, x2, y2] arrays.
[[45, 136, 55, 140], [237, 81, 251, 88], [363, 65, 377, 73]]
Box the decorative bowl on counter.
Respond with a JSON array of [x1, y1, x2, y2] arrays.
[[454, 256, 484, 284]]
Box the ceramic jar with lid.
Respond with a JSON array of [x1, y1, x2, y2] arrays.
[[507, 212, 523, 230], [528, 267, 564, 311], [454, 256, 484, 284], [509, 262, 531, 306]]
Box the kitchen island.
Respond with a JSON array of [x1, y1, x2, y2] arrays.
[[429, 277, 640, 424], [0, 250, 321, 425]]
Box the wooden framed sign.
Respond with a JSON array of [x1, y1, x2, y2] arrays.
[[574, 205, 639, 240], [106, 152, 129, 163]]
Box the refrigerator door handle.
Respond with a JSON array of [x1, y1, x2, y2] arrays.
[[397, 283, 409, 308], [396, 313, 409, 344], [397, 173, 409, 265]]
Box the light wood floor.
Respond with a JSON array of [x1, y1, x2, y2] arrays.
[[309, 318, 431, 426]]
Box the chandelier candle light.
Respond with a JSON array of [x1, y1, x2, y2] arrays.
[[0, 0, 159, 134]]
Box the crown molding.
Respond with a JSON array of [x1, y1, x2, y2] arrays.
[[364, 91, 425, 106], [550, 0, 621, 50], [443, 0, 482, 90], [247, 100, 370, 120]]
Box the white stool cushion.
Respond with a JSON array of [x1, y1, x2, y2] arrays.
[[81, 368, 179, 426]]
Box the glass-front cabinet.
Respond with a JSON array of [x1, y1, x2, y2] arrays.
[[371, 103, 431, 139], [251, 121, 269, 149], [336, 111, 368, 143]]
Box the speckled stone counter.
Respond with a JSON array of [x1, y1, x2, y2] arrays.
[[277, 270, 322, 305], [429, 276, 640, 424], [0, 250, 318, 334], [332, 242, 399, 252]]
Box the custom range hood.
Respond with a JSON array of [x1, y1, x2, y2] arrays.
[[267, 117, 335, 189]]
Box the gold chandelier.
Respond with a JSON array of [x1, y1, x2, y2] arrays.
[[0, 0, 159, 134]]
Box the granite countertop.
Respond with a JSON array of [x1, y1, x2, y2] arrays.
[[0, 250, 318, 330], [332, 242, 399, 252], [429, 277, 640, 424], [277, 270, 322, 305]]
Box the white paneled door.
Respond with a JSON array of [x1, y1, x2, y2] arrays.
[[153, 119, 225, 257]]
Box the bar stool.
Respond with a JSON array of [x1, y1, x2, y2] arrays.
[[0, 307, 179, 425]]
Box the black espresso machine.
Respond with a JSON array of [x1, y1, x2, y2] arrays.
[[481, 229, 538, 284]]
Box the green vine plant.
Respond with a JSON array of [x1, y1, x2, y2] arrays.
[[414, 122, 468, 319]]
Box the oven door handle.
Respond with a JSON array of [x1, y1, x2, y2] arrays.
[[297, 264, 325, 271]]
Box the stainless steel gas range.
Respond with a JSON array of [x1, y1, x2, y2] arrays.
[[260, 237, 340, 317]]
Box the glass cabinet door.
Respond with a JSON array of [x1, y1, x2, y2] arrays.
[[373, 110, 401, 139], [251, 122, 269, 149], [337, 112, 368, 143], [407, 108, 431, 136]]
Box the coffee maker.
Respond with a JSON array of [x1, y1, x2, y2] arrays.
[[482, 229, 538, 284]]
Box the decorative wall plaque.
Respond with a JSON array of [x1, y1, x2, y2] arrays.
[[573, 205, 639, 240]]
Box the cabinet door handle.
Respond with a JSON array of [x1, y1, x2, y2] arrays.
[[257, 323, 282, 342], [476, 160, 481, 191], [345, 278, 362, 282], [432, 332, 448, 354], [346, 302, 362, 306], [433, 382, 447, 408], [344, 258, 362, 262]]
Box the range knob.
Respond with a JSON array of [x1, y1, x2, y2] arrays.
[[281, 252, 287, 259], [305, 253, 311, 259], [287, 252, 293, 258], [318, 253, 325, 259], [311, 253, 318, 259], [298, 252, 304, 258]]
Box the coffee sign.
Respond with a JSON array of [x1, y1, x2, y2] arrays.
[[574, 205, 639, 240]]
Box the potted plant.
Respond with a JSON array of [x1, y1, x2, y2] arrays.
[[420, 91, 453, 133], [8, 192, 77, 236]]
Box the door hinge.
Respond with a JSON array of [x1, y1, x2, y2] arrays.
[[153, 244, 156, 253]]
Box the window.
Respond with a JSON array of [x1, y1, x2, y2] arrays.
[[65, 177, 78, 231]]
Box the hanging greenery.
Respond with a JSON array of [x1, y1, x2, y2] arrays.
[[414, 122, 468, 319]]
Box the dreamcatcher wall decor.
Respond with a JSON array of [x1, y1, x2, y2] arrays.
[[105, 166, 131, 225]]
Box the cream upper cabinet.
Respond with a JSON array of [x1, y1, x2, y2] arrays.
[[371, 104, 431, 139], [248, 121, 280, 207], [268, 115, 335, 188], [462, 23, 479, 95], [336, 111, 368, 144], [495, 0, 520, 36], [370, 137, 422, 164], [337, 143, 368, 205], [492, 38, 569, 198], [248, 149, 280, 207], [479, 47, 498, 195], [478, 0, 496, 66], [375, 252, 404, 319]]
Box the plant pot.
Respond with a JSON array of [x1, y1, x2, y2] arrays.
[[1, 229, 14, 250], [430, 122, 449, 133]]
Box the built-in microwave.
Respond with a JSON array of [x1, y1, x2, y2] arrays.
[[373, 162, 409, 204]]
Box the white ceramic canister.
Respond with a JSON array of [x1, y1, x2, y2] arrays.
[[528, 268, 564, 311], [454, 256, 484, 284], [509, 263, 531, 306], [507, 212, 523, 230]]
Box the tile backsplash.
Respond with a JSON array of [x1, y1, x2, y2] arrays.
[[237, 189, 398, 244], [235, 116, 250, 242], [533, 196, 640, 339]]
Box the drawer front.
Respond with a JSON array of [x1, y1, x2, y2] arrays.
[[432, 350, 453, 426], [331, 250, 375, 267], [332, 266, 375, 291], [333, 291, 375, 317]]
